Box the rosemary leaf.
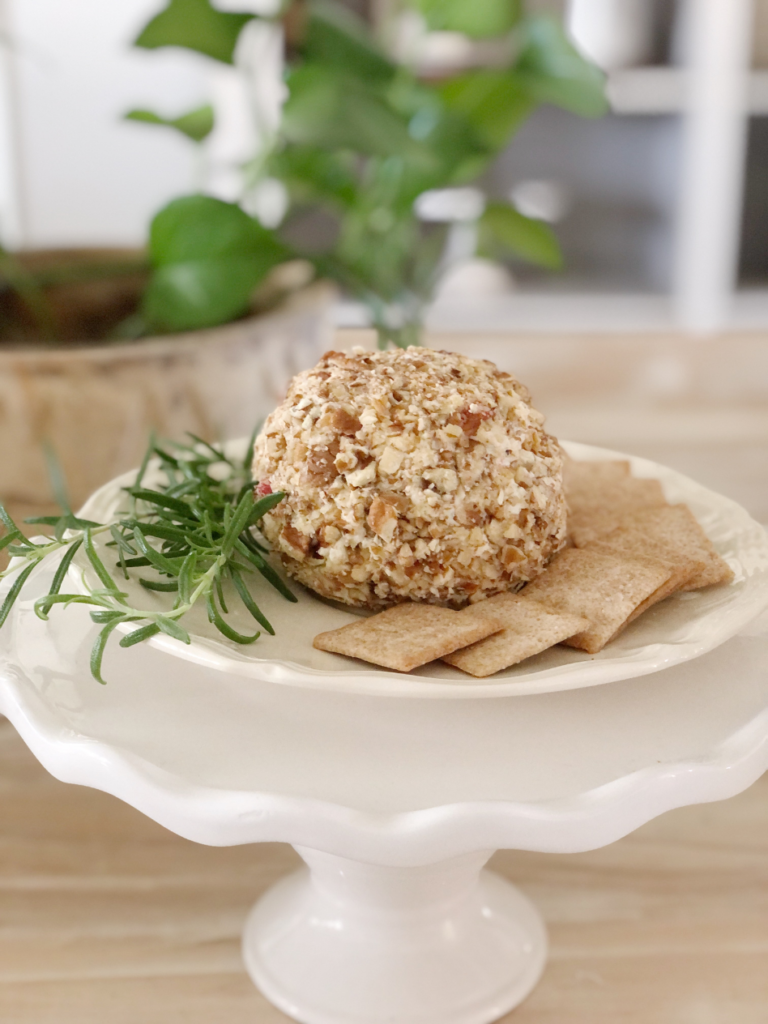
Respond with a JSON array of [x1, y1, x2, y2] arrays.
[[177, 551, 197, 605], [206, 592, 259, 644], [47, 537, 83, 598], [90, 619, 124, 685], [0, 430, 291, 682], [84, 529, 124, 596], [229, 563, 274, 635], [156, 616, 191, 644], [0, 563, 37, 628], [120, 622, 162, 648], [139, 578, 179, 592]]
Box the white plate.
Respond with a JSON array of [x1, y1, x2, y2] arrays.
[[73, 440, 768, 699]]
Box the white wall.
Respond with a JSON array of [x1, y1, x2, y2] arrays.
[[1, 0, 209, 248]]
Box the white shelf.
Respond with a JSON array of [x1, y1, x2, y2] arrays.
[[608, 67, 768, 116], [607, 67, 687, 115]]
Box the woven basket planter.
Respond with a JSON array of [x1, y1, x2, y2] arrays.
[[0, 255, 332, 513]]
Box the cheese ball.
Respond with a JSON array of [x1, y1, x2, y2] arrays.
[[253, 348, 567, 608]]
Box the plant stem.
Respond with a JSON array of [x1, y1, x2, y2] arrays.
[[373, 318, 423, 350]]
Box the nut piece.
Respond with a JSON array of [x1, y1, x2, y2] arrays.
[[367, 496, 399, 540], [302, 442, 340, 487], [320, 406, 362, 434]]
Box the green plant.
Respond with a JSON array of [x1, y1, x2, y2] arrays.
[[127, 0, 607, 346], [0, 1, 606, 346], [0, 433, 296, 683]]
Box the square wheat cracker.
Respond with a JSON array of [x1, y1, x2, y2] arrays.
[[613, 504, 733, 590], [444, 596, 589, 677], [521, 547, 672, 654], [312, 603, 505, 672], [564, 459, 631, 494], [568, 474, 669, 547], [589, 519, 706, 622]]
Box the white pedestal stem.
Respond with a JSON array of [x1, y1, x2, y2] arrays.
[[243, 847, 548, 1024]]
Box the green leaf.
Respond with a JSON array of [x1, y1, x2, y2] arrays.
[[248, 490, 285, 525], [149, 195, 284, 265], [283, 66, 417, 160], [235, 539, 297, 602], [515, 15, 608, 118], [34, 593, 105, 620], [133, 523, 195, 545], [143, 196, 290, 332], [221, 491, 254, 556], [90, 619, 124, 685], [128, 488, 197, 517], [478, 202, 562, 268], [156, 616, 191, 644], [134, 0, 254, 65], [269, 146, 358, 209], [7, 542, 39, 558], [305, 2, 396, 84], [119, 623, 162, 648], [438, 69, 534, 151], [0, 503, 20, 535], [0, 562, 37, 629], [414, 0, 522, 39], [139, 578, 180, 592], [0, 531, 22, 553], [215, 573, 228, 614], [45, 538, 83, 609], [143, 259, 264, 332], [132, 526, 181, 576], [206, 592, 259, 644], [126, 104, 215, 143], [84, 529, 125, 595], [24, 515, 99, 530], [90, 609, 126, 625], [176, 552, 198, 606], [229, 564, 274, 634]]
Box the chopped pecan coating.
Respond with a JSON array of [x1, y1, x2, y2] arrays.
[[320, 406, 362, 435], [281, 524, 311, 557], [367, 496, 399, 539], [253, 347, 566, 608], [301, 441, 340, 487]]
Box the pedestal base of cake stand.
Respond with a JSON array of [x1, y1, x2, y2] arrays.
[[242, 847, 547, 1024]]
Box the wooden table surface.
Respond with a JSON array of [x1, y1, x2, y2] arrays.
[[0, 329, 767, 1023]]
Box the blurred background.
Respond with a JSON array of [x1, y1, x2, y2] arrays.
[[2, 0, 768, 333], [0, 6, 767, 1023], [3, 0, 765, 523]]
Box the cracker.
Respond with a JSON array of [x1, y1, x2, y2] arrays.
[[521, 547, 672, 654], [615, 504, 734, 590], [564, 459, 631, 492], [589, 516, 708, 619], [312, 602, 504, 673], [568, 476, 668, 547], [443, 596, 589, 677]]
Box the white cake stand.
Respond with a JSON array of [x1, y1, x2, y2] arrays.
[[1, 558, 768, 1024]]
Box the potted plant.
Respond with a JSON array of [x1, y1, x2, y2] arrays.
[[128, 0, 607, 347], [0, 0, 606, 512], [0, 224, 332, 517]]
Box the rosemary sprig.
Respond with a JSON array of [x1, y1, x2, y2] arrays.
[[0, 433, 295, 683]]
